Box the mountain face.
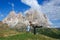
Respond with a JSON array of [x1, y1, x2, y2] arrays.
[[2, 11, 19, 28], [25, 9, 51, 28], [2, 9, 51, 28]]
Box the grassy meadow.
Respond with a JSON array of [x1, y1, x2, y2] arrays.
[[0, 22, 60, 40], [0, 28, 60, 40]]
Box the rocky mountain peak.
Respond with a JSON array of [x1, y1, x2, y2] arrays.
[[2, 9, 51, 28]]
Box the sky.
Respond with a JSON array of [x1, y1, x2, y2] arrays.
[[0, 0, 60, 28]]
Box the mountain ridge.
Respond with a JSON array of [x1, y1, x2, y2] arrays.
[[2, 9, 52, 28]]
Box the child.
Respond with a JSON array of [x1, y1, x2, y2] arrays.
[[26, 25, 30, 32]]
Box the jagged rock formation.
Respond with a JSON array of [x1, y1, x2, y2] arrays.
[[17, 12, 24, 22], [2, 11, 18, 28], [2, 9, 51, 29], [14, 13, 26, 30], [2, 11, 27, 29], [25, 9, 51, 28]]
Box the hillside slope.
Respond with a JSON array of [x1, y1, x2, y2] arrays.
[[36, 28, 60, 39], [0, 22, 60, 40], [0, 28, 60, 40], [0, 32, 58, 40]]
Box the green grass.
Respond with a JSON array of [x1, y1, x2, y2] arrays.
[[0, 22, 60, 40], [0, 28, 60, 40], [36, 28, 60, 39], [0, 32, 58, 40]]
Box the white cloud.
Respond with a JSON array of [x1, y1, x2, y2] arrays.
[[21, 0, 41, 10], [41, 0, 60, 20]]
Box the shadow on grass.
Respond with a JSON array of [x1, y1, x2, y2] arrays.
[[36, 28, 60, 39]]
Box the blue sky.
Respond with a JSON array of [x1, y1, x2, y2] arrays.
[[0, 0, 31, 21], [0, 0, 60, 28], [0, 0, 45, 21], [0, 0, 49, 21]]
